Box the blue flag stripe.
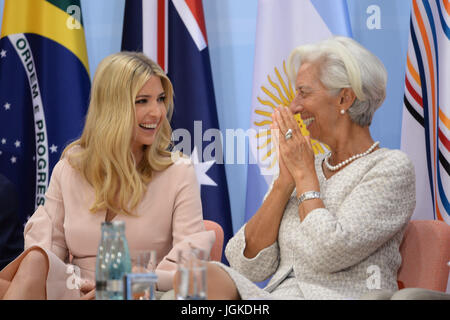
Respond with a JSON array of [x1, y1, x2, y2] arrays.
[[121, 0, 143, 52]]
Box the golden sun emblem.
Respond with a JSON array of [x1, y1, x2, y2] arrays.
[[253, 61, 327, 171]]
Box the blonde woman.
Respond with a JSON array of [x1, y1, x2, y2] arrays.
[[0, 52, 215, 300]]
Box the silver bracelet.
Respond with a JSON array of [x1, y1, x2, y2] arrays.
[[297, 191, 321, 206]]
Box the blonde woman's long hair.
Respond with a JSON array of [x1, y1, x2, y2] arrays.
[[62, 52, 174, 216]]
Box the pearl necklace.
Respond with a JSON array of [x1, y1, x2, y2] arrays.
[[324, 141, 380, 171]]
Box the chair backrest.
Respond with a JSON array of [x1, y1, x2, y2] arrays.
[[398, 220, 450, 291], [203, 220, 224, 262]]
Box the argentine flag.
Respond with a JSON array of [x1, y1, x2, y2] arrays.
[[245, 0, 352, 222]]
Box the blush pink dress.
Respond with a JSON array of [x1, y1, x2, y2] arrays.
[[0, 153, 215, 299]]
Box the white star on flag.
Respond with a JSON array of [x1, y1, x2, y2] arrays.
[[3, 102, 10, 110], [14, 140, 21, 148], [50, 144, 58, 153], [0, 49, 6, 58], [1, 138, 6, 144], [190, 146, 217, 189], [10, 156, 17, 163]]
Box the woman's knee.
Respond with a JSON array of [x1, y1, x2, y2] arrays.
[[206, 262, 226, 280], [2, 249, 49, 300], [206, 263, 240, 300]]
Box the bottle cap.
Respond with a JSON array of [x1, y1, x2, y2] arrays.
[[112, 220, 126, 230]]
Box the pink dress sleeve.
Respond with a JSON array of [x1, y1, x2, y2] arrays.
[[154, 161, 216, 291], [24, 160, 68, 259]]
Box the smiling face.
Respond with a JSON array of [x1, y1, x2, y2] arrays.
[[131, 75, 167, 158], [289, 62, 340, 142]]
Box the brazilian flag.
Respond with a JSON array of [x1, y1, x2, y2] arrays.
[[0, 0, 90, 248]]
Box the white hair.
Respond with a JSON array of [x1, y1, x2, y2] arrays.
[[287, 36, 387, 126]]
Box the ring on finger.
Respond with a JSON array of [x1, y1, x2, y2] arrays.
[[285, 128, 293, 140]]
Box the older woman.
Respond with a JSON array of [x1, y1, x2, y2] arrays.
[[203, 36, 415, 300], [0, 52, 215, 300]]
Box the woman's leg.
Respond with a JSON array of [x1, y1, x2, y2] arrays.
[[173, 262, 241, 300], [173, 262, 240, 300], [205, 263, 240, 300], [0, 278, 11, 299], [2, 248, 49, 300]]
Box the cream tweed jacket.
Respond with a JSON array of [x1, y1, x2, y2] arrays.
[[218, 148, 416, 300]]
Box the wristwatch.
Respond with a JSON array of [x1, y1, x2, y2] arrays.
[[297, 191, 321, 206]]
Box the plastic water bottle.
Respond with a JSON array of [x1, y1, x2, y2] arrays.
[[106, 220, 132, 300], [95, 222, 113, 300]]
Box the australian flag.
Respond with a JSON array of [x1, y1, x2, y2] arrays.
[[122, 0, 233, 264], [0, 0, 90, 266]]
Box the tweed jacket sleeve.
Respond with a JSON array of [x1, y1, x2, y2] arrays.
[[294, 150, 416, 273], [224, 177, 281, 282]]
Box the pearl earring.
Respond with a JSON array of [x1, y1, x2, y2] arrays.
[[340, 109, 345, 115]]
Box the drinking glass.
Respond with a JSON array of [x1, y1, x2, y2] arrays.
[[175, 248, 207, 300], [124, 250, 158, 300], [135, 250, 157, 273]]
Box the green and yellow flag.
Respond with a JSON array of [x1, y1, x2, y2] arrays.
[[0, 0, 90, 226]]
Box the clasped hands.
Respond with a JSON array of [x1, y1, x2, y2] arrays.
[[270, 105, 317, 194]]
